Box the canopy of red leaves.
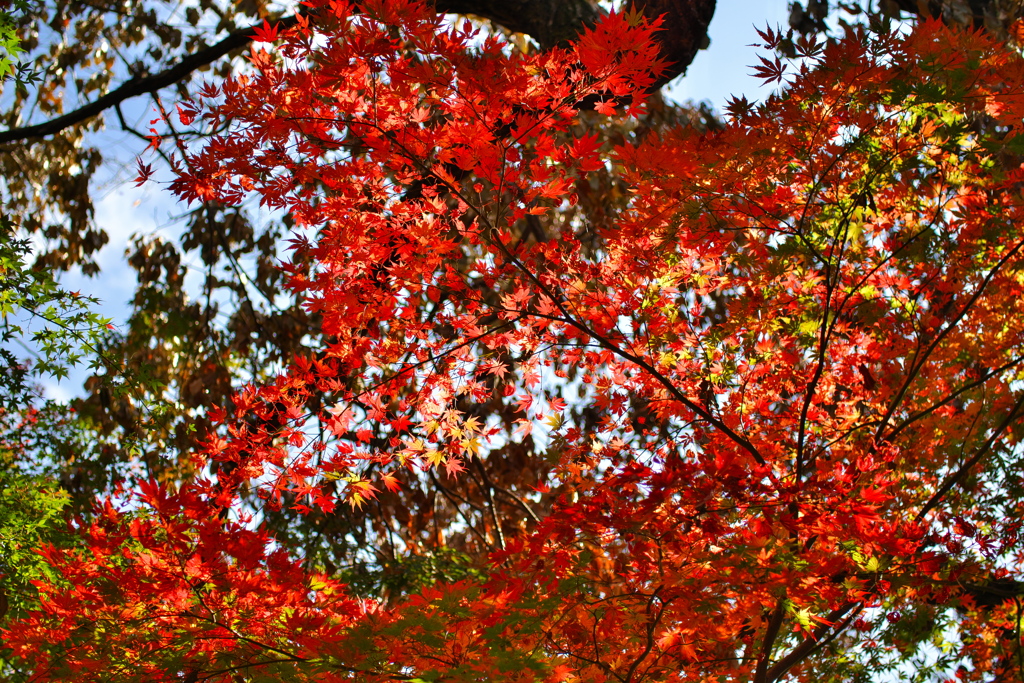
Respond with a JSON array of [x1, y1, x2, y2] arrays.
[[8, 3, 1024, 682]]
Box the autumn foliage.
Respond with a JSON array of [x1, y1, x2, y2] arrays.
[[8, 2, 1024, 681]]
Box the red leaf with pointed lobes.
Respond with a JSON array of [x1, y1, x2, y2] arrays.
[[252, 18, 280, 44], [133, 158, 154, 186], [444, 457, 467, 477]]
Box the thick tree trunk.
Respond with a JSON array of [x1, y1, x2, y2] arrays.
[[437, 0, 603, 50], [439, 0, 716, 86], [630, 0, 716, 87]]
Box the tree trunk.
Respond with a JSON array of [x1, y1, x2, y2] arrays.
[[438, 0, 716, 86]]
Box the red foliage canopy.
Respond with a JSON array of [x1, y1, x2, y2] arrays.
[[8, 2, 1024, 681]]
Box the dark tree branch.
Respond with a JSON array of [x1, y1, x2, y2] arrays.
[[764, 601, 860, 682], [752, 600, 786, 683], [0, 0, 717, 145], [631, 0, 716, 88], [889, 0, 944, 16], [0, 13, 301, 145], [436, 0, 602, 50], [447, 0, 715, 85], [881, 0, 1020, 37]]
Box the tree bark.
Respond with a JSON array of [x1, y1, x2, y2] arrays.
[[437, 0, 602, 50], [888, 0, 1022, 37], [440, 0, 716, 86], [630, 0, 716, 88]]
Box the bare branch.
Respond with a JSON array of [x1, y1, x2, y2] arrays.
[[0, 13, 301, 145]]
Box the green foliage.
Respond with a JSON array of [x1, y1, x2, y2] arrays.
[[0, 0, 38, 86], [340, 547, 486, 602], [0, 415, 74, 681], [0, 1, 25, 80], [0, 216, 113, 393], [0, 466, 69, 620]]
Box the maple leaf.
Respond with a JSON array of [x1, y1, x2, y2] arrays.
[[381, 473, 402, 492], [252, 19, 280, 44], [389, 414, 413, 433], [750, 54, 787, 84], [347, 479, 378, 509], [463, 416, 482, 434], [593, 99, 618, 116], [133, 158, 154, 187], [480, 358, 509, 379], [444, 457, 467, 477], [724, 94, 753, 119], [513, 418, 533, 438], [754, 25, 782, 49]]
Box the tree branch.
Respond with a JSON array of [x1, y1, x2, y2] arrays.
[[915, 389, 1024, 522], [764, 601, 860, 682], [0, 0, 716, 145], [0, 13, 301, 145], [437, 0, 601, 50], [752, 599, 786, 683]]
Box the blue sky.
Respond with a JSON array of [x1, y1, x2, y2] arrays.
[[668, 0, 792, 109]]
